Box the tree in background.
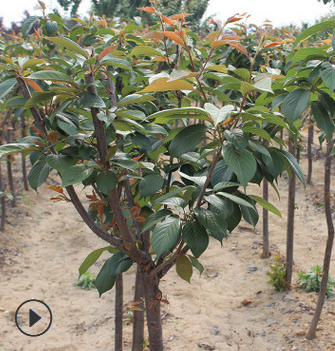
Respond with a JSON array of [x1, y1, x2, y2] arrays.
[[57, 0, 209, 27]]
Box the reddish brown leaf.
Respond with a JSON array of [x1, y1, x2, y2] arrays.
[[138, 6, 155, 13], [23, 78, 43, 92], [162, 31, 185, 46], [48, 131, 59, 144], [170, 13, 190, 20], [98, 45, 116, 62], [135, 216, 146, 223], [227, 15, 243, 24], [98, 204, 104, 219], [161, 14, 173, 25], [263, 41, 283, 49], [226, 41, 249, 56], [47, 185, 64, 194]]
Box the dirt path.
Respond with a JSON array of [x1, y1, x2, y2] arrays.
[[1, 151, 335, 350]]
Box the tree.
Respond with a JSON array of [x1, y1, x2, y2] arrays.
[[57, 0, 209, 27], [0, 6, 304, 350]]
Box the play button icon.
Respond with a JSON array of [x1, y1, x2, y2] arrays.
[[29, 309, 41, 327], [15, 299, 52, 337]]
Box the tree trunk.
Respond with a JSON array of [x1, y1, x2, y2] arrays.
[[285, 140, 296, 288], [115, 274, 123, 351], [0, 160, 5, 232], [132, 267, 145, 351], [262, 178, 270, 258], [20, 115, 29, 191], [306, 139, 335, 340], [307, 123, 313, 185], [144, 278, 163, 351], [6, 128, 16, 207]]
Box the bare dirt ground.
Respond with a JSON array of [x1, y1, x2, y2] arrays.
[[1, 147, 335, 351]]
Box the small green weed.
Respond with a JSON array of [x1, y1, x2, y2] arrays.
[[297, 265, 335, 298], [75, 272, 96, 290], [267, 252, 287, 292]]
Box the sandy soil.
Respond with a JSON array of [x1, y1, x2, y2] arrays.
[[1, 146, 335, 351]]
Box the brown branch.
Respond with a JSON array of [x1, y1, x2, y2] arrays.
[[66, 185, 121, 246], [16, 77, 49, 141]]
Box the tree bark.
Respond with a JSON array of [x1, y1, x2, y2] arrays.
[[306, 139, 335, 340], [307, 123, 314, 185], [132, 267, 145, 351], [20, 115, 29, 191], [285, 140, 296, 288], [262, 178, 270, 258], [144, 278, 163, 351], [115, 274, 123, 351], [0, 160, 5, 232]]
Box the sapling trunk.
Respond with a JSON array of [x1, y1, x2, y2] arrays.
[[6, 128, 16, 207], [285, 139, 296, 288], [115, 274, 123, 351], [306, 139, 335, 340], [20, 115, 29, 191], [144, 278, 163, 351], [0, 160, 5, 232], [262, 178, 270, 258], [307, 123, 313, 185], [132, 267, 145, 351]]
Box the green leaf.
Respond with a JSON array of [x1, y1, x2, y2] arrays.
[[278, 149, 305, 185], [182, 222, 209, 258], [222, 143, 257, 188], [239, 194, 259, 227], [242, 126, 271, 142], [22, 58, 46, 69], [0, 78, 17, 99], [254, 77, 273, 94], [216, 192, 255, 209], [140, 77, 193, 93], [204, 103, 234, 126], [46, 154, 74, 174], [320, 62, 335, 93], [96, 171, 117, 194], [78, 246, 118, 278], [99, 55, 132, 70], [28, 159, 50, 191], [25, 91, 58, 107], [152, 217, 181, 260], [138, 174, 164, 197], [224, 129, 249, 151], [128, 45, 162, 57], [62, 164, 94, 187], [176, 255, 193, 283], [0, 142, 39, 158], [149, 107, 210, 123], [159, 197, 186, 209], [194, 208, 227, 233], [141, 209, 173, 232], [211, 159, 234, 186], [179, 172, 206, 187], [117, 94, 156, 108], [182, 221, 209, 258], [170, 124, 208, 158], [95, 260, 116, 297], [29, 70, 75, 84], [108, 251, 132, 276], [311, 101, 335, 141], [249, 194, 282, 218], [21, 16, 39, 40], [291, 48, 329, 65], [283, 89, 310, 124], [47, 36, 88, 58], [79, 92, 106, 108], [153, 186, 192, 205], [294, 20, 335, 47], [188, 255, 204, 275]]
